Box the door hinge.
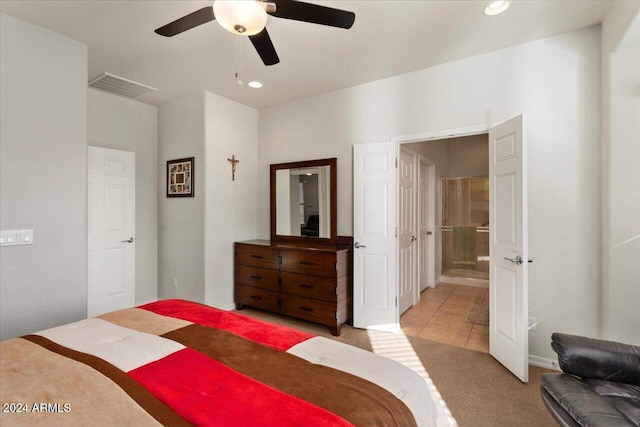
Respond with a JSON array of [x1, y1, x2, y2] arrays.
[[395, 296, 398, 308], [395, 227, 398, 238], [395, 157, 398, 168]]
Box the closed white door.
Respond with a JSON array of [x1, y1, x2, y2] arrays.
[[88, 147, 135, 317], [398, 148, 416, 314], [489, 115, 529, 382], [353, 142, 398, 331]]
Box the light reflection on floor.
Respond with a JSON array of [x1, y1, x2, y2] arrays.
[[367, 328, 458, 427]]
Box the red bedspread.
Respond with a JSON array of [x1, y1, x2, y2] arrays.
[[1, 299, 418, 427], [140, 299, 313, 351]]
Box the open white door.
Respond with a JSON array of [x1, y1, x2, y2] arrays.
[[398, 147, 416, 314], [353, 142, 398, 331], [418, 156, 435, 291], [489, 115, 529, 382], [88, 147, 136, 317]]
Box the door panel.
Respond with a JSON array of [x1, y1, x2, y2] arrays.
[[489, 115, 528, 382], [398, 148, 416, 313], [88, 147, 135, 317], [353, 142, 398, 330]]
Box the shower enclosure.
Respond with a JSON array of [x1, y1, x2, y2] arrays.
[[441, 177, 489, 280]]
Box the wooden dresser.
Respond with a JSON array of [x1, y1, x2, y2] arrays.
[[234, 239, 352, 335]]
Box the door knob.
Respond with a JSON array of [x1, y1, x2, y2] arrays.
[[354, 242, 366, 249], [122, 237, 134, 243], [411, 236, 417, 242], [503, 255, 523, 265]]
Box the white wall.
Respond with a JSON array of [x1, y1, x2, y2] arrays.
[[447, 135, 489, 178], [158, 93, 205, 302], [601, 4, 640, 345], [259, 27, 602, 361], [0, 13, 88, 339], [157, 91, 258, 308], [88, 89, 159, 304], [203, 91, 259, 309]]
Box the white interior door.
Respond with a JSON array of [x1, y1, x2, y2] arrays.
[[353, 142, 398, 331], [418, 156, 435, 291], [398, 148, 416, 313], [489, 115, 529, 382], [88, 146, 135, 317]]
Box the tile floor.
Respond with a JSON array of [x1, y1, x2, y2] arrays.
[[400, 282, 490, 353]]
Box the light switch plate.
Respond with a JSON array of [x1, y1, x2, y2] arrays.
[[0, 229, 34, 246]]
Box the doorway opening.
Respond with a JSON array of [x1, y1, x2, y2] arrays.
[[398, 133, 490, 352]]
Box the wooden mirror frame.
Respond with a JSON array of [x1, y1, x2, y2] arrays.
[[270, 158, 337, 245]]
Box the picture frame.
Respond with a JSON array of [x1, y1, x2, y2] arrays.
[[167, 157, 194, 198]]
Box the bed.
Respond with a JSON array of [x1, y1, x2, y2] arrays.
[[1, 299, 454, 426]]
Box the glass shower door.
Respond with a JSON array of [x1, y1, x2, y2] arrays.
[[441, 177, 489, 280]]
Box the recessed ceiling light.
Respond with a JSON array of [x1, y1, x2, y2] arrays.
[[484, 0, 510, 16], [248, 81, 263, 89]]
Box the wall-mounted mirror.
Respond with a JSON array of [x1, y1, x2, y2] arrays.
[[270, 158, 337, 245]]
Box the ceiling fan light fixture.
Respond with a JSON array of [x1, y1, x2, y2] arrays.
[[484, 0, 510, 16], [214, 0, 268, 36]]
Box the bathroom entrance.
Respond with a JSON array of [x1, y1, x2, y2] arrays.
[[401, 132, 490, 298]]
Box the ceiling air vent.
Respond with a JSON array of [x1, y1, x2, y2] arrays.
[[88, 72, 158, 100]]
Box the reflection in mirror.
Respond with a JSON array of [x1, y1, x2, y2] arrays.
[[275, 166, 331, 238], [271, 158, 336, 245]]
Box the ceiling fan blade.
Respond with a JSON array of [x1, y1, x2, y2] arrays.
[[155, 6, 215, 37], [271, 0, 355, 29], [249, 28, 280, 66]]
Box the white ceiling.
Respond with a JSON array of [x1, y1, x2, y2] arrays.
[[0, 0, 612, 109]]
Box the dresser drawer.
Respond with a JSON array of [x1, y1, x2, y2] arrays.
[[235, 265, 280, 292], [235, 285, 280, 312], [280, 250, 336, 277], [281, 271, 336, 302], [281, 295, 336, 326], [235, 243, 280, 269]]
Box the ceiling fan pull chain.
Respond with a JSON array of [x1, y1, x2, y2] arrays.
[[235, 35, 243, 86]]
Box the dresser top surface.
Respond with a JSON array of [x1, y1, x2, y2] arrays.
[[236, 239, 350, 253]]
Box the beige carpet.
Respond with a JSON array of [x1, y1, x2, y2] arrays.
[[236, 307, 557, 427]]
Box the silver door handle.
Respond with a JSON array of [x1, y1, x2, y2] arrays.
[[122, 237, 134, 243], [504, 255, 523, 265], [354, 242, 366, 249]]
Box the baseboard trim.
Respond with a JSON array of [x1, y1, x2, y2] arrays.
[[529, 355, 560, 371], [220, 303, 237, 311], [437, 275, 489, 289], [135, 298, 158, 306]]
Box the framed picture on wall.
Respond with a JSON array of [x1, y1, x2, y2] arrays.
[[167, 157, 194, 197]]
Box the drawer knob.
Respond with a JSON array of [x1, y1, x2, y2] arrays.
[[299, 306, 314, 312]]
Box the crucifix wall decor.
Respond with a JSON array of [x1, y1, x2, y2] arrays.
[[227, 155, 239, 181]]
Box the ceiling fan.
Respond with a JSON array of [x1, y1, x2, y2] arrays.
[[155, 0, 356, 66]]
